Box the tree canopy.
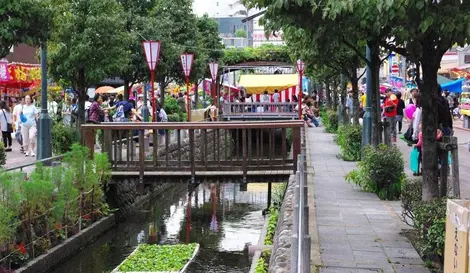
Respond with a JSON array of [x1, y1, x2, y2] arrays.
[[221, 44, 291, 66], [0, 0, 52, 58], [48, 0, 128, 124]]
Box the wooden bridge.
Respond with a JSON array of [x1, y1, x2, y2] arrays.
[[81, 121, 303, 183]]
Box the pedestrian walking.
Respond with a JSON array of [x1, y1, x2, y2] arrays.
[[0, 101, 13, 152], [12, 97, 25, 153], [395, 92, 405, 134], [20, 95, 39, 157], [383, 89, 398, 142]]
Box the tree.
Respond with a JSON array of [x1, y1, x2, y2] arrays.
[[281, 24, 364, 124], [48, 0, 128, 126], [192, 15, 225, 108], [0, 0, 52, 58], [235, 29, 247, 38], [117, 0, 157, 100], [383, 0, 470, 200], [150, 0, 198, 107]]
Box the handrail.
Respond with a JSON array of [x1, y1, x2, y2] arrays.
[[4, 154, 65, 172], [291, 127, 310, 273], [81, 120, 304, 130]]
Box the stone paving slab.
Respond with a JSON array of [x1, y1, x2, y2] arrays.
[[307, 127, 430, 273]]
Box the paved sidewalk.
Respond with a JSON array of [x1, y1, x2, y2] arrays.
[[3, 141, 37, 170], [307, 127, 430, 273]]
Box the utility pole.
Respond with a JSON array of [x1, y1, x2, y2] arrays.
[[37, 43, 52, 160]]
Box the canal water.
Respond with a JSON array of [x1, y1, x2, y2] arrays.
[[48, 182, 269, 273]]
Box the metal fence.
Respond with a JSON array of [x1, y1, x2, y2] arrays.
[[291, 128, 310, 273]]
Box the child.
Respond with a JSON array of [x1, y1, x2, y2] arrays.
[[413, 123, 443, 175]]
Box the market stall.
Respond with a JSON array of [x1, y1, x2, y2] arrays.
[[0, 62, 41, 99], [238, 74, 298, 102]]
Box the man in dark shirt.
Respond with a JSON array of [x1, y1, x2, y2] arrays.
[[437, 85, 453, 136]]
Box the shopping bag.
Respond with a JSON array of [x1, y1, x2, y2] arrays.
[[410, 147, 420, 173]]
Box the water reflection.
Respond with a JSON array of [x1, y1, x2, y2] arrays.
[[48, 182, 269, 273]]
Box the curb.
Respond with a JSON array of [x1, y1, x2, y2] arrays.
[[455, 126, 470, 133], [305, 129, 322, 270]]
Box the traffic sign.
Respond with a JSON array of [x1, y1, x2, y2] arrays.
[[391, 64, 399, 74]]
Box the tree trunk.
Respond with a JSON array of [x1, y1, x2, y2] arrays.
[[419, 58, 440, 201], [368, 42, 381, 147], [351, 69, 360, 125], [325, 82, 332, 109], [340, 81, 348, 125], [159, 78, 166, 108], [76, 69, 87, 133], [124, 79, 130, 101], [332, 81, 338, 110]]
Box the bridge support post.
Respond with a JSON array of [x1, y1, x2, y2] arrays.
[[267, 182, 272, 209]]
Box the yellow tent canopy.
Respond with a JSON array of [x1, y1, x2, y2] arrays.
[[238, 74, 298, 95]]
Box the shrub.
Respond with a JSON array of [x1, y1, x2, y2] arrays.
[[167, 113, 182, 122], [51, 122, 79, 154], [401, 179, 446, 260], [336, 125, 362, 161], [321, 109, 338, 133], [0, 142, 5, 166], [346, 144, 405, 200]]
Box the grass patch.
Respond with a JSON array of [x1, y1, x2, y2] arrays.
[[254, 250, 271, 273], [264, 207, 279, 245], [118, 243, 198, 272]]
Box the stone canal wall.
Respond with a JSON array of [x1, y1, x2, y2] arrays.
[[268, 174, 295, 272]]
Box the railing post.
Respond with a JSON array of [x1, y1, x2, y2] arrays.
[[292, 127, 301, 171], [242, 128, 247, 183], [81, 126, 95, 159], [451, 136, 460, 198], [103, 129, 113, 158], [189, 129, 196, 183], [139, 130, 145, 187]]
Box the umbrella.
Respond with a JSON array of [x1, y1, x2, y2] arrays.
[[95, 86, 114, 94]]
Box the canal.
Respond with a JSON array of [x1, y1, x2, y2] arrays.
[[48, 182, 270, 273]]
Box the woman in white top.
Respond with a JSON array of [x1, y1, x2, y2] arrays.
[[0, 101, 13, 152], [412, 95, 422, 141], [21, 95, 39, 157]]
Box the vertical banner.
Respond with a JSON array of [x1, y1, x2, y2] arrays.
[[0, 60, 10, 81]]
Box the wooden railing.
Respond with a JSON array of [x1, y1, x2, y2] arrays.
[[222, 102, 298, 119], [81, 121, 303, 181]]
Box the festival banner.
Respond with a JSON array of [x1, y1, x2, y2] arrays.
[[0, 63, 41, 89]]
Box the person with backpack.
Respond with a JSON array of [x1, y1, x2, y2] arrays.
[[0, 101, 13, 152]]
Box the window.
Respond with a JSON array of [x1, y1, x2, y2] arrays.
[[465, 54, 470, 64]]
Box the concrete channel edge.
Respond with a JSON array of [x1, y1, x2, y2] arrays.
[[306, 128, 322, 271]]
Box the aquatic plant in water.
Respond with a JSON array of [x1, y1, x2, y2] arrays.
[[118, 244, 198, 272]]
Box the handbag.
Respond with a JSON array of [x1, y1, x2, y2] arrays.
[[410, 147, 420, 173], [2, 110, 13, 133]]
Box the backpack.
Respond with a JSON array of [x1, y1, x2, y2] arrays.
[[113, 105, 125, 122]]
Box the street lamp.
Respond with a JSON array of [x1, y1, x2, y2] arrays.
[[296, 59, 305, 120], [180, 53, 194, 122], [208, 62, 219, 108], [142, 40, 161, 122]]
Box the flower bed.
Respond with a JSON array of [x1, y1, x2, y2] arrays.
[[113, 243, 199, 273], [0, 144, 112, 271]]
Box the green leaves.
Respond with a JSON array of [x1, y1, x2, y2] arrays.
[[0, 0, 52, 58], [118, 244, 198, 272]]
